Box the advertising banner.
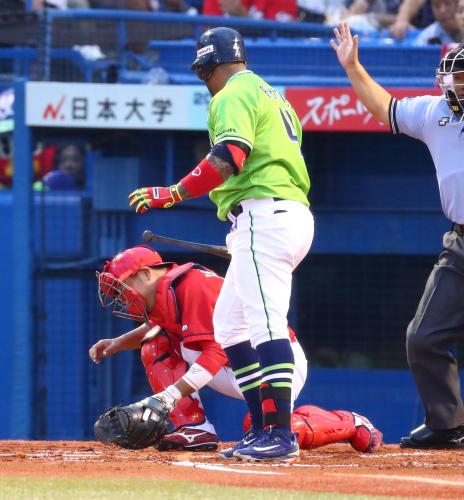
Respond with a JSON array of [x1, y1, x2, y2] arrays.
[[285, 87, 441, 132], [26, 82, 192, 130]]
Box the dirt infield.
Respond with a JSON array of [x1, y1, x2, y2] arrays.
[[1, 441, 464, 498]]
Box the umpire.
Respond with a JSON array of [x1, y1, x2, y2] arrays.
[[332, 23, 464, 448]]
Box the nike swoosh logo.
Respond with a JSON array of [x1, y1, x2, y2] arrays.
[[243, 437, 256, 445], [253, 444, 280, 451]]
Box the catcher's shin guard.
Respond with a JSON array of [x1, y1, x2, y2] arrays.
[[141, 334, 206, 428], [243, 405, 355, 449], [291, 406, 356, 449]]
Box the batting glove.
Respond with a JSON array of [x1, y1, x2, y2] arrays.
[[128, 185, 183, 214]]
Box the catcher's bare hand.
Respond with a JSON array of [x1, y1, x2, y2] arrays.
[[89, 338, 119, 364], [330, 21, 359, 70]]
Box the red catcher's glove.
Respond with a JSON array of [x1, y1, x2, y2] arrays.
[[128, 185, 183, 214]]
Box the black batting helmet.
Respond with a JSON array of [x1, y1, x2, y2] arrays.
[[436, 43, 464, 123], [191, 27, 247, 81]]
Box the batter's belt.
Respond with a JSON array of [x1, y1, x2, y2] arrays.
[[227, 197, 285, 223]]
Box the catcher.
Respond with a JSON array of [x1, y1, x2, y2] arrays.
[[91, 245, 382, 454]]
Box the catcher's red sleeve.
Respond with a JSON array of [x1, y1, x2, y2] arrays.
[[194, 339, 229, 376], [174, 267, 224, 344]]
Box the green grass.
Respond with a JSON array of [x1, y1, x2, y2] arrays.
[[0, 477, 410, 500]]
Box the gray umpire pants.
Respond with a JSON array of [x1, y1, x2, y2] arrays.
[[407, 228, 464, 430]]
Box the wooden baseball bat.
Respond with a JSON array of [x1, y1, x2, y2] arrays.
[[142, 230, 231, 260]]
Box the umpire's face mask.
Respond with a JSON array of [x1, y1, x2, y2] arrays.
[[437, 47, 464, 124]]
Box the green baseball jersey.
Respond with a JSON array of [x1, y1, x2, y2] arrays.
[[207, 70, 310, 221]]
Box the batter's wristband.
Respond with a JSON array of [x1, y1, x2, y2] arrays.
[[179, 158, 224, 198], [168, 184, 183, 205]]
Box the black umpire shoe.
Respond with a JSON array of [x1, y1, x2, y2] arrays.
[[400, 424, 464, 449]]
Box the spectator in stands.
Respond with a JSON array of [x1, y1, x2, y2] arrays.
[[413, 0, 460, 45], [88, 0, 148, 9], [457, 0, 464, 39], [343, 0, 403, 32], [389, 0, 435, 39], [33, 0, 90, 7], [296, 0, 327, 23], [33, 144, 85, 191], [88, 0, 198, 11], [202, 0, 297, 22], [153, 0, 200, 12]]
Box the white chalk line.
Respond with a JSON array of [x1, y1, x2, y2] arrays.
[[173, 460, 283, 475], [360, 451, 444, 458], [336, 473, 464, 488]]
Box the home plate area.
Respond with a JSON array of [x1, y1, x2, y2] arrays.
[[1, 441, 464, 498]]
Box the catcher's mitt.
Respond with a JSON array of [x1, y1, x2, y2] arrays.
[[94, 398, 169, 450]]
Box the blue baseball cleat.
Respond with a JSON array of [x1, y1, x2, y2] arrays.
[[220, 428, 263, 459], [233, 428, 299, 462]]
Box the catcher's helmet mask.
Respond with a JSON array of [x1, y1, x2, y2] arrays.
[[191, 27, 247, 81], [96, 246, 170, 325], [97, 271, 150, 324], [437, 43, 464, 124]]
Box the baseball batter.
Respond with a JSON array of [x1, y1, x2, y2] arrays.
[[332, 23, 464, 448], [129, 28, 314, 461], [129, 27, 313, 461], [93, 245, 382, 453]]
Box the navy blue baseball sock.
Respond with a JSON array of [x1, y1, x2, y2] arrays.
[[256, 338, 294, 435], [224, 341, 263, 431]]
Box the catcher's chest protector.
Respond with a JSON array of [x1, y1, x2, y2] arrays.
[[149, 263, 196, 334], [150, 262, 215, 336]]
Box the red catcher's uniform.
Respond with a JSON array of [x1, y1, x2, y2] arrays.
[[141, 263, 229, 429], [141, 262, 297, 430], [202, 0, 296, 21], [147, 263, 228, 374]]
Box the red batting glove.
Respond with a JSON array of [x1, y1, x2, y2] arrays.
[[128, 185, 183, 214]]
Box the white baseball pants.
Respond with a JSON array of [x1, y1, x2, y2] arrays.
[[213, 198, 314, 349]]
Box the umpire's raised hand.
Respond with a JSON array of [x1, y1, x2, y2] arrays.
[[330, 21, 359, 70]]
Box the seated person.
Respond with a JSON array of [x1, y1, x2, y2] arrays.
[[343, 0, 403, 32], [32, 0, 90, 8], [89, 0, 198, 11], [33, 143, 85, 191], [297, 0, 341, 23], [389, 0, 435, 39], [457, 0, 464, 39], [202, 0, 297, 22], [413, 0, 461, 45]]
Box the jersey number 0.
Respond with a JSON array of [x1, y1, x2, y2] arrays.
[[279, 108, 299, 142]]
